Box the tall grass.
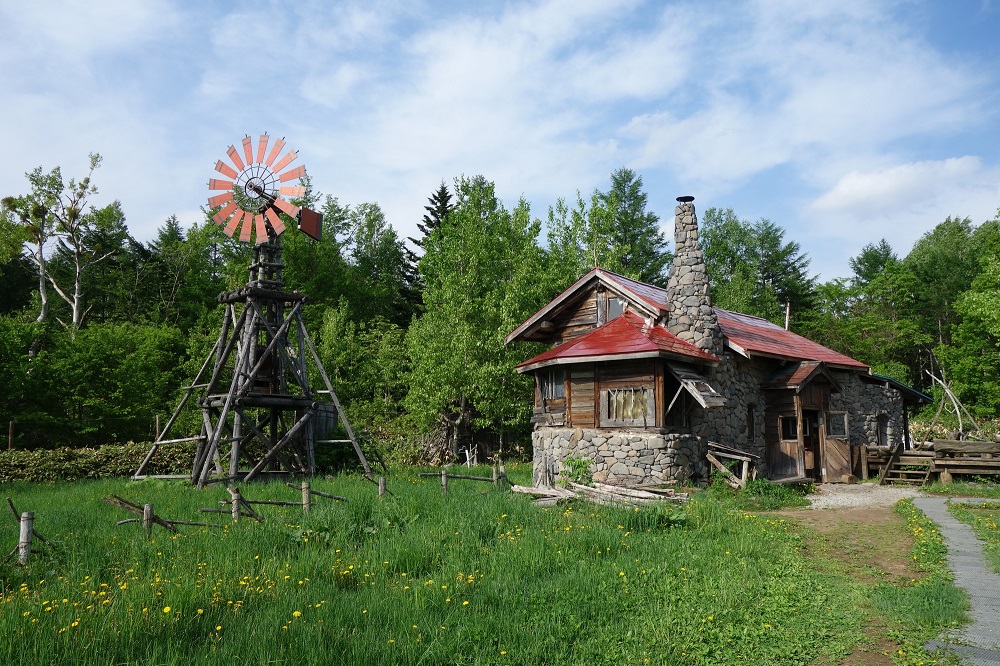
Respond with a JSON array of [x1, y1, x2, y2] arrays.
[[0, 469, 958, 664]]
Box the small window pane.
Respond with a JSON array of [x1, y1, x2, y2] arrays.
[[780, 416, 797, 440], [827, 412, 848, 438], [607, 297, 624, 319]]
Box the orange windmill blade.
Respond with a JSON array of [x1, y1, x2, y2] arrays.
[[207, 133, 312, 243]]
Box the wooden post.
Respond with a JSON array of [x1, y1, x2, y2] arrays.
[[142, 504, 153, 536], [492, 465, 499, 488], [230, 487, 241, 522], [499, 462, 507, 486], [155, 415, 161, 441], [302, 482, 311, 514], [378, 476, 386, 497], [440, 468, 448, 495], [18, 512, 32, 565], [8, 420, 13, 450]]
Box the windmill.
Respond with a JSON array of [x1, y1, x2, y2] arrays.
[[134, 134, 374, 487]]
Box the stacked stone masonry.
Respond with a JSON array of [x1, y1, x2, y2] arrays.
[[665, 201, 724, 357], [532, 428, 707, 487]]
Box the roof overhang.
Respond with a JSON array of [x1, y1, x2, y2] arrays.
[[861, 373, 933, 405], [506, 268, 668, 344], [765, 361, 843, 393], [516, 349, 717, 374], [724, 338, 865, 372]]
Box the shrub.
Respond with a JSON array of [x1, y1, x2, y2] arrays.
[[0, 441, 195, 482]]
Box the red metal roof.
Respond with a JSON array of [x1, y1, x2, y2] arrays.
[[517, 311, 719, 373], [715, 309, 868, 370]]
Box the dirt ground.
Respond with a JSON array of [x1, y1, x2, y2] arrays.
[[771, 490, 926, 666]]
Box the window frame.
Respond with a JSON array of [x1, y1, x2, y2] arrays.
[[599, 386, 654, 427]]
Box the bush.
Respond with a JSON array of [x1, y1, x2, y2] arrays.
[[0, 441, 195, 482]]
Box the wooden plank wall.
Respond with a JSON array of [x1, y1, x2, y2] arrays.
[[569, 365, 595, 427], [548, 292, 599, 344]]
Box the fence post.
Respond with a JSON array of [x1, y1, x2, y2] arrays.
[[492, 465, 499, 488], [230, 487, 241, 522], [18, 512, 32, 565], [8, 420, 13, 450], [440, 468, 448, 495], [302, 482, 311, 514], [143, 504, 153, 537], [378, 476, 386, 497]]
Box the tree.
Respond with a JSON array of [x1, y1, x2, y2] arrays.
[[700, 208, 816, 325], [0, 154, 116, 330], [545, 168, 671, 288], [345, 202, 418, 326], [408, 181, 453, 251], [849, 239, 897, 286], [405, 175, 547, 455]]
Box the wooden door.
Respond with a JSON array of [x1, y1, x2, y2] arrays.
[[821, 411, 852, 482]]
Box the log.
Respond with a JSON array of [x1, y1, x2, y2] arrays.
[[102, 495, 177, 534], [933, 439, 1000, 456], [706, 453, 744, 489], [18, 512, 32, 565]]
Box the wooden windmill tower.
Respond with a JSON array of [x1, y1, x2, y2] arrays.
[[134, 134, 374, 487]]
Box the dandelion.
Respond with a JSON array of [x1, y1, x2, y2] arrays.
[[463, 601, 470, 606], [216, 625, 222, 631], [163, 606, 171, 613], [293, 611, 302, 617]]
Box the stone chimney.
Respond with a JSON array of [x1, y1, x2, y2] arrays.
[[665, 196, 723, 356]]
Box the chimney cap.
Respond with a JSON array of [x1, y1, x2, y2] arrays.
[[676, 195, 695, 203]]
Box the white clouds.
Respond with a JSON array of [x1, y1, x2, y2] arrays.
[[1, 0, 998, 281]]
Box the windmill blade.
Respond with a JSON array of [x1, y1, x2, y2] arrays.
[[224, 210, 245, 237], [241, 137, 254, 168], [265, 138, 285, 167], [278, 185, 306, 197], [265, 207, 286, 236], [213, 201, 239, 225], [208, 178, 235, 191], [254, 214, 267, 243], [208, 192, 234, 208], [256, 134, 269, 163], [271, 150, 298, 174], [227, 145, 245, 171], [278, 165, 306, 183], [239, 214, 253, 242], [215, 160, 238, 180], [272, 197, 301, 219]]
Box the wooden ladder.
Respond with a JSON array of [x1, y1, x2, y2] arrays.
[[879, 445, 933, 486]]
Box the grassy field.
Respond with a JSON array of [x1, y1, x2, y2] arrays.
[[0, 468, 966, 665]]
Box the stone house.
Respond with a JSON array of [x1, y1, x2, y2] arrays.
[[505, 197, 928, 487]]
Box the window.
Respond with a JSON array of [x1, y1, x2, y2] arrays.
[[779, 416, 798, 440], [540, 369, 565, 400], [600, 387, 653, 426], [607, 297, 624, 320], [827, 411, 848, 438]]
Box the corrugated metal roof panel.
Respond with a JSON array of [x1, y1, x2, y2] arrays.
[[715, 308, 868, 370], [517, 311, 719, 372]]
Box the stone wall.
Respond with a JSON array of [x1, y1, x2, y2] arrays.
[[532, 427, 708, 487], [831, 373, 906, 448], [688, 352, 769, 463]]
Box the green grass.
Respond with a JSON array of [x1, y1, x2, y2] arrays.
[[947, 499, 1000, 573], [924, 478, 1000, 500], [0, 468, 963, 665], [865, 501, 968, 664]]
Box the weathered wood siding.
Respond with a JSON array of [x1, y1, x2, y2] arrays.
[[547, 291, 599, 344], [765, 388, 798, 477], [569, 365, 595, 427]]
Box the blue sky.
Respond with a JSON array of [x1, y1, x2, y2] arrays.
[[2, 0, 998, 280]]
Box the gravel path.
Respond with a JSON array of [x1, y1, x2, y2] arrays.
[[805, 482, 923, 509]]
